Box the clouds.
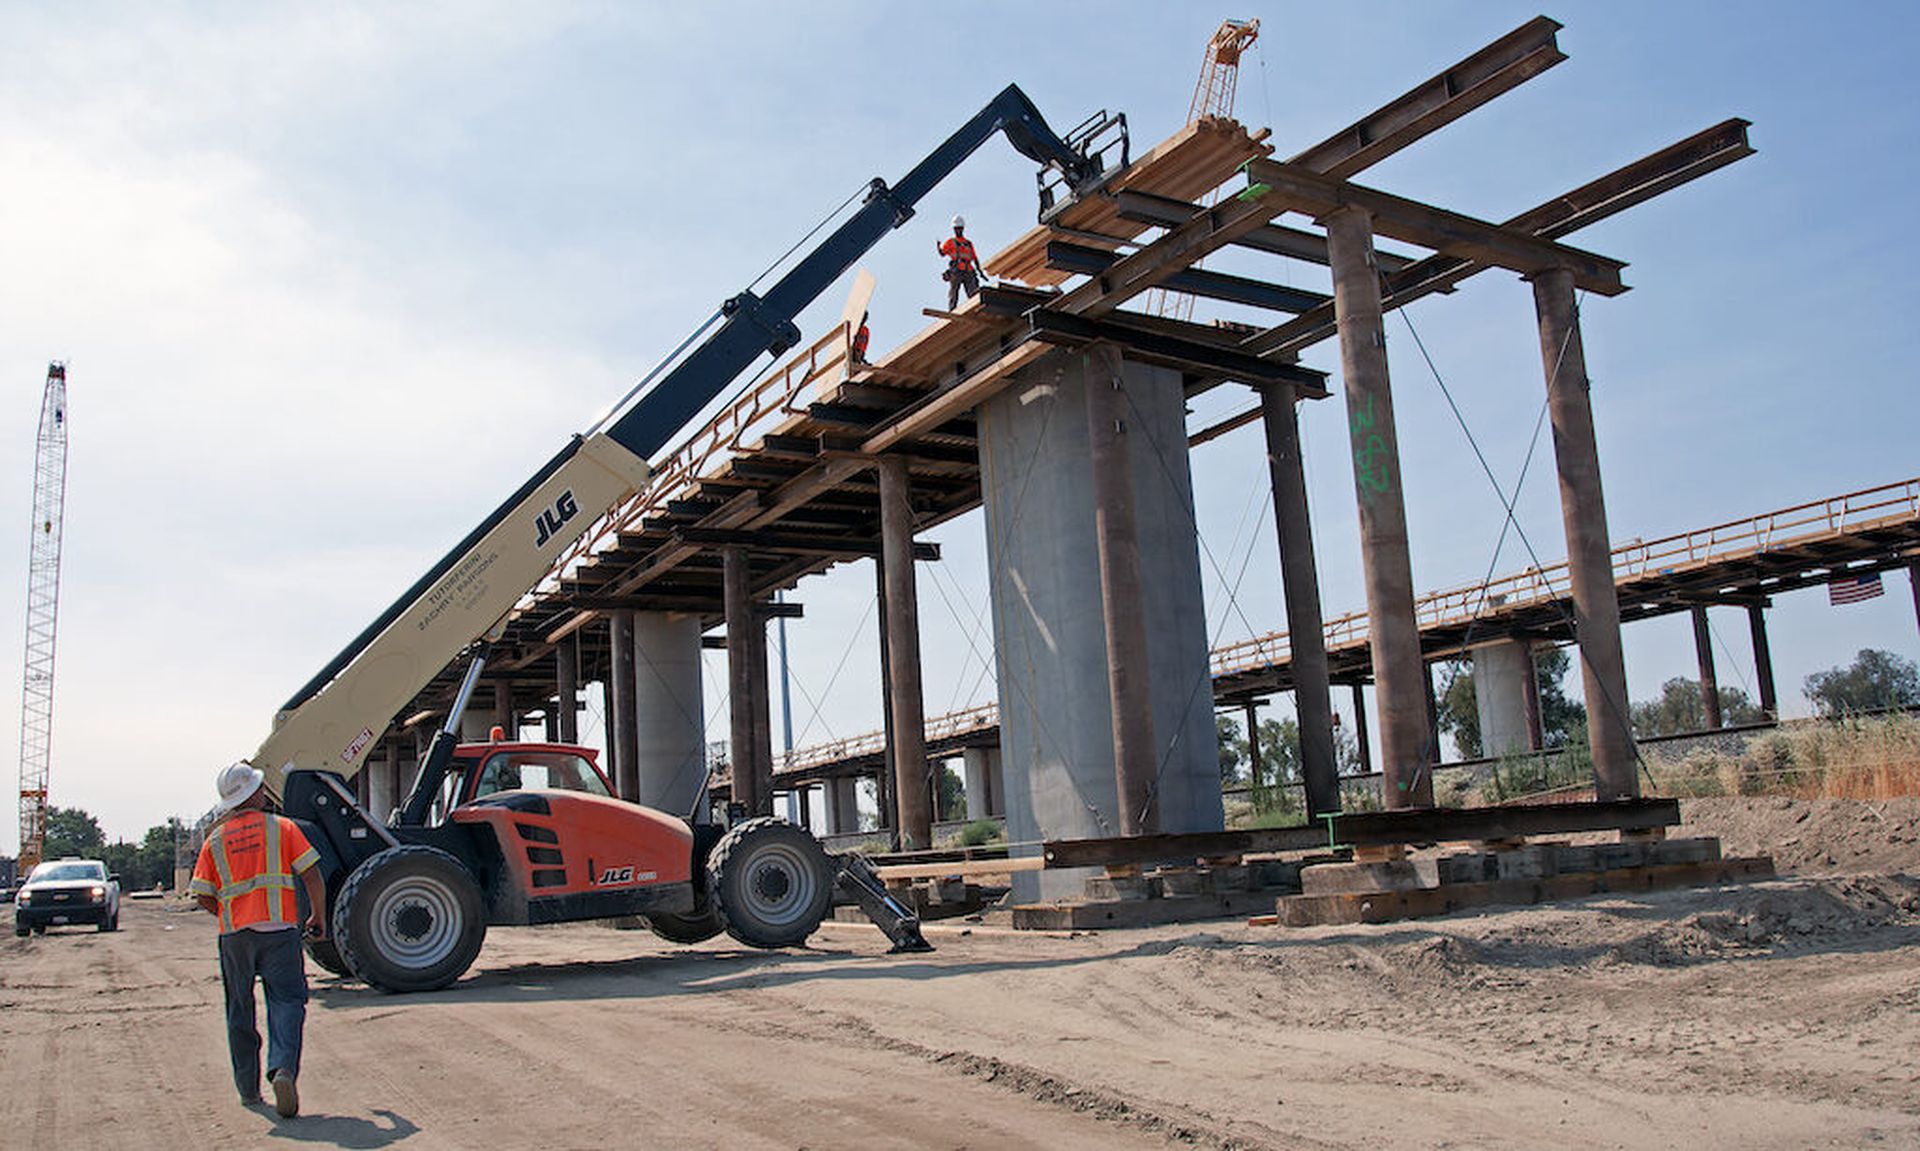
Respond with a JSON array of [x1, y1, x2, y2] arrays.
[[0, 3, 1916, 843]]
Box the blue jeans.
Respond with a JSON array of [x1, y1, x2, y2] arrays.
[[217, 927, 308, 1099]]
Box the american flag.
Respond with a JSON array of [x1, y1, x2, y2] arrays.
[[1828, 571, 1884, 606]]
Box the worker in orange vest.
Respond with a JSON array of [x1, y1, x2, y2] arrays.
[[852, 311, 871, 365], [190, 761, 326, 1118], [937, 215, 983, 310]]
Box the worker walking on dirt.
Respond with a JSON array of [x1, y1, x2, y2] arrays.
[[190, 761, 327, 1118], [937, 216, 983, 309]]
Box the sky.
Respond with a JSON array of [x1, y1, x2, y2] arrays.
[[2, 2, 1917, 845]]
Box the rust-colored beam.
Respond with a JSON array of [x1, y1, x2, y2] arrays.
[[1244, 158, 1629, 296], [1242, 119, 1754, 357], [1288, 16, 1567, 179]]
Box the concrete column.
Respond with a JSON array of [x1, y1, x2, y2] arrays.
[[1691, 605, 1722, 729], [823, 776, 860, 835], [1243, 700, 1264, 792], [1084, 342, 1161, 835], [555, 635, 580, 744], [1531, 266, 1637, 799], [609, 610, 640, 800], [367, 738, 397, 822], [633, 611, 706, 819], [1472, 640, 1536, 757], [1260, 382, 1339, 815], [1909, 561, 1920, 639], [987, 748, 1005, 818], [1747, 604, 1778, 720], [723, 548, 763, 817], [962, 747, 995, 822], [878, 454, 934, 850], [1324, 206, 1432, 808], [1350, 682, 1371, 776], [873, 558, 899, 850], [979, 346, 1220, 898], [748, 603, 775, 818], [1521, 649, 1545, 751], [493, 680, 514, 739]]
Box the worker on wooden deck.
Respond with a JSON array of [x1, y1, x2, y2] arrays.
[[189, 761, 327, 1119], [852, 311, 871, 365], [937, 215, 982, 310]]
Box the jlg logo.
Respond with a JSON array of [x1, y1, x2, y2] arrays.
[[597, 866, 634, 885], [533, 490, 579, 548]]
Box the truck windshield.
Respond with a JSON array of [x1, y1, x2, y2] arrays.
[[470, 752, 611, 801], [31, 862, 104, 883]]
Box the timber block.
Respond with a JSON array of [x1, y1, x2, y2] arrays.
[[1434, 853, 1496, 884], [1274, 856, 1775, 928], [1155, 865, 1253, 897], [1494, 845, 1560, 881], [1012, 888, 1282, 931], [1083, 874, 1158, 901], [1300, 859, 1434, 895], [1645, 836, 1720, 866], [1595, 841, 1651, 871]]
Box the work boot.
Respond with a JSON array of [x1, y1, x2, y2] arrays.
[[269, 1068, 299, 1118]]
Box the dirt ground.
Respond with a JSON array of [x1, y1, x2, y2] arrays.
[[3, 799, 1917, 1150]]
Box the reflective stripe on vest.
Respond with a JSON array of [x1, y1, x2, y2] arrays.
[[208, 811, 300, 931], [944, 237, 978, 272]]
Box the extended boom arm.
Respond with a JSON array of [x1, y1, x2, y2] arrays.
[[252, 85, 1117, 793]]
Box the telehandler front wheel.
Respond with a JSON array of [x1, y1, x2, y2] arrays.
[[707, 818, 833, 949], [335, 845, 487, 994]]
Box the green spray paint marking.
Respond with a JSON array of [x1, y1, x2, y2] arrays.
[[1347, 395, 1392, 496]]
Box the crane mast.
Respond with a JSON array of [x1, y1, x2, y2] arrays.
[[16, 362, 68, 873]]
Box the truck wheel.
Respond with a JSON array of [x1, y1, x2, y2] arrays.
[[304, 936, 351, 976], [707, 818, 833, 949], [645, 907, 725, 945], [335, 845, 486, 994]]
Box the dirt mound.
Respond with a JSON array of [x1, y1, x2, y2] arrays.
[[1605, 874, 1920, 966], [1681, 795, 1920, 874]]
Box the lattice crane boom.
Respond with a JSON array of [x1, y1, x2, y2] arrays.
[[1153, 17, 1262, 321], [1188, 18, 1260, 123], [17, 362, 68, 873]]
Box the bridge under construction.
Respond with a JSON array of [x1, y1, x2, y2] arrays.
[[332, 18, 1906, 903]]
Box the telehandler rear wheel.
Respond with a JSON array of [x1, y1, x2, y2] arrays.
[[644, 906, 726, 945], [707, 818, 833, 949], [336, 845, 486, 993]]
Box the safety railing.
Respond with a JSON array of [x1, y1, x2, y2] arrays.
[[526, 321, 856, 603], [784, 477, 1920, 774]]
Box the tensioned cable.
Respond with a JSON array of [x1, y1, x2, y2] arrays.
[[1396, 296, 1655, 792]]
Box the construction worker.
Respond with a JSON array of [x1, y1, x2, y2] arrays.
[[937, 215, 983, 310], [189, 761, 326, 1118], [852, 311, 871, 365]]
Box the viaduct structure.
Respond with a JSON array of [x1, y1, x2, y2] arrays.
[[347, 19, 1846, 890]]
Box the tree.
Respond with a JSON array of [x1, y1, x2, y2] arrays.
[[1216, 714, 1248, 786], [934, 763, 966, 822], [41, 806, 104, 860], [1436, 645, 1587, 758], [1804, 648, 1920, 717], [1631, 676, 1763, 737]]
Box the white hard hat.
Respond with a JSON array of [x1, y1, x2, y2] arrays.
[[951, 215, 965, 229], [215, 760, 265, 814]]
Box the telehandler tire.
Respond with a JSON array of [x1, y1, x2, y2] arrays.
[[644, 907, 726, 945], [335, 844, 486, 993], [304, 935, 351, 977], [707, 818, 833, 949]]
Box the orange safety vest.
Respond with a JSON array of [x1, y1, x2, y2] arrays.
[[189, 810, 320, 933], [853, 323, 870, 360], [940, 235, 979, 273]]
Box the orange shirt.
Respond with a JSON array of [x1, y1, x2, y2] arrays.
[[189, 810, 320, 934]]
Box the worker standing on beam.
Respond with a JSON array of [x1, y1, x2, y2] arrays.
[[853, 310, 871, 365], [937, 215, 982, 309], [190, 761, 327, 1119]]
